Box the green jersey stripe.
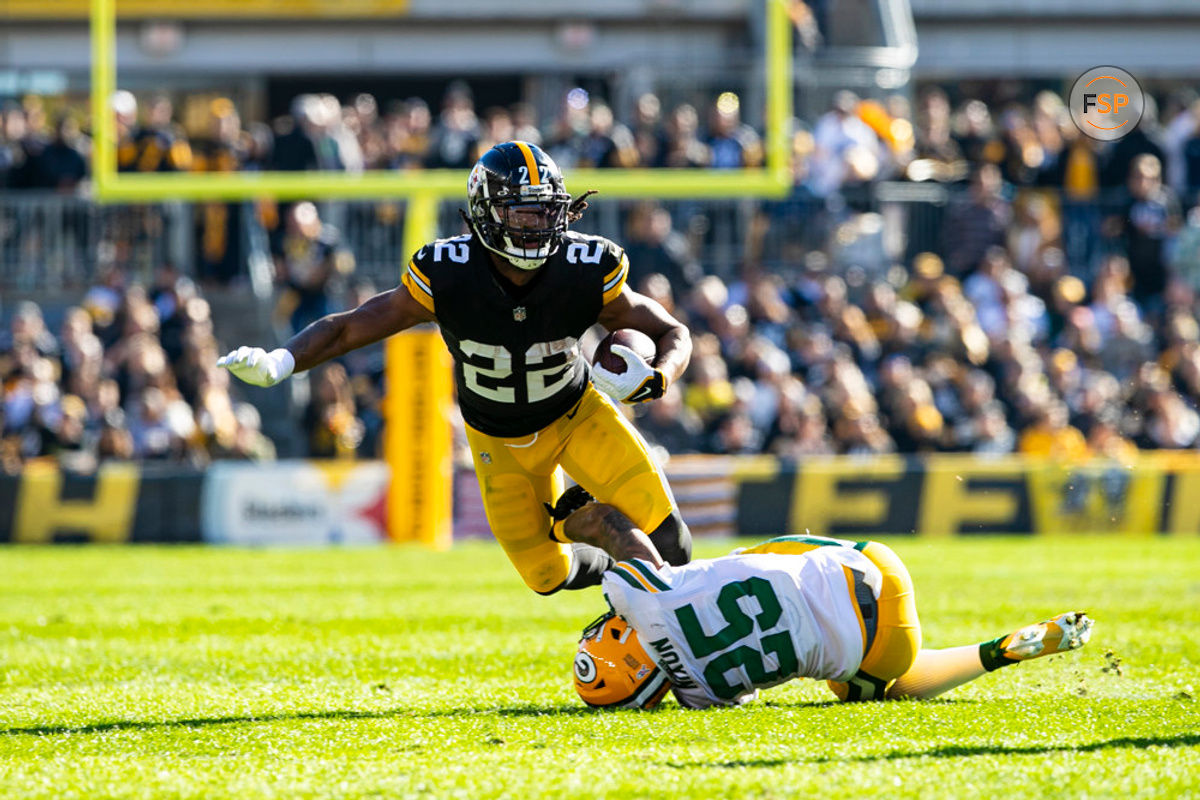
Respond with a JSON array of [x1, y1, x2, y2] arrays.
[[624, 559, 670, 592]]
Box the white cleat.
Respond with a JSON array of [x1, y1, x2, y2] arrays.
[[1000, 611, 1093, 661]]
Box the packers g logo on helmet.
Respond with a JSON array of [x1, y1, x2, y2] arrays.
[[466, 141, 571, 271], [573, 611, 671, 710]]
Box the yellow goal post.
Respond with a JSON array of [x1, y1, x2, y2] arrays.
[[88, 0, 795, 548]]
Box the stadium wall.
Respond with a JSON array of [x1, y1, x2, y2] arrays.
[[4, 455, 1200, 544]]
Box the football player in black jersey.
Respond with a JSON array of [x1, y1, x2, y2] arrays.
[[220, 141, 694, 594]]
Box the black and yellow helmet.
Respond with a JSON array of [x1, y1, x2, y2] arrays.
[[466, 141, 571, 270], [573, 611, 671, 710]]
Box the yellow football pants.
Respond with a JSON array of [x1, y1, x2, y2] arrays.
[[741, 537, 922, 700], [464, 384, 676, 593]]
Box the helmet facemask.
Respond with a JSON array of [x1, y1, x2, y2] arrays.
[[475, 188, 569, 270]]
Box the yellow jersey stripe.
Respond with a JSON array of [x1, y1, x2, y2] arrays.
[[401, 270, 435, 314], [601, 254, 628, 306], [408, 259, 432, 288], [514, 141, 540, 185], [611, 563, 657, 593], [603, 256, 625, 285]]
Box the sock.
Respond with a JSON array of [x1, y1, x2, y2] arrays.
[[978, 633, 1019, 672], [886, 645, 988, 700]]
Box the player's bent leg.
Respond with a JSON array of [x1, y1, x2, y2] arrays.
[[465, 424, 608, 593], [646, 509, 691, 566], [828, 541, 922, 702], [558, 386, 690, 562]]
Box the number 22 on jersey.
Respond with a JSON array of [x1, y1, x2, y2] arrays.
[[458, 337, 579, 403]]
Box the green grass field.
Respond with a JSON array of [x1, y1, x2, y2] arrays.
[[1, 537, 1197, 799]]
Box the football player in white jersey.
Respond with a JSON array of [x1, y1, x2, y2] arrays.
[[554, 488, 1093, 709]]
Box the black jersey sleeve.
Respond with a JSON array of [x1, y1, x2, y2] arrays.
[[401, 246, 437, 315], [599, 239, 629, 306], [400, 235, 475, 316], [560, 233, 629, 307]]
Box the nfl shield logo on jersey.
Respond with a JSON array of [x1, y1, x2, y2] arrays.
[[513, 306, 527, 322], [480, 452, 492, 464]]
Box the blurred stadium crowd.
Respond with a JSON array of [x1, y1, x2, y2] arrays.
[[6, 80, 1200, 470]]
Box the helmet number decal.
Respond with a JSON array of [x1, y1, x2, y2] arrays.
[[565, 242, 604, 264], [517, 164, 551, 185]]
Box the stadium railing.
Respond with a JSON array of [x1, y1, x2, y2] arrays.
[[0, 186, 1137, 295]]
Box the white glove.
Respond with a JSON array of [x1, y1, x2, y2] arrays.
[[217, 346, 296, 387], [591, 344, 666, 404]]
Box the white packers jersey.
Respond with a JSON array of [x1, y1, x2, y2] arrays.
[[601, 544, 882, 709]]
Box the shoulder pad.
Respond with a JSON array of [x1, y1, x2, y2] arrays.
[[560, 233, 624, 270], [414, 234, 474, 269]]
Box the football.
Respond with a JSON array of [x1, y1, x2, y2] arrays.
[[592, 328, 656, 374]]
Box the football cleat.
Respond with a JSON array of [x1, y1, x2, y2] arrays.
[[574, 611, 671, 710], [996, 611, 1093, 663]]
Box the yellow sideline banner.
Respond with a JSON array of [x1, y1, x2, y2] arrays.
[[734, 454, 1200, 537], [5, 1, 410, 19]]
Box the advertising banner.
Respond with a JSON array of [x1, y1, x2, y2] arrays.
[[201, 461, 390, 545]]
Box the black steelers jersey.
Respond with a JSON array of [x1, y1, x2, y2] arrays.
[[401, 230, 629, 437]]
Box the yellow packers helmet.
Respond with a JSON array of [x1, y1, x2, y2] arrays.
[[573, 611, 671, 710]]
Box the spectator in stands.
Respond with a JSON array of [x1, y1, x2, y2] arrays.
[[28, 113, 88, 192], [477, 106, 516, 156], [272, 95, 325, 172], [631, 93, 668, 168], [509, 101, 542, 147], [305, 362, 364, 458], [1102, 97, 1167, 190], [427, 82, 479, 169], [192, 100, 249, 285], [1141, 389, 1200, 450], [943, 163, 1011, 276], [125, 94, 192, 174], [1018, 401, 1089, 462], [273, 202, 349, 334], [624, 204, 702, 292], [910, 87, 965, 183], [635, 383, 702, 455], [661, 104, 709, 169], [970, 403, 1017, 455], [386, 98, 433, 170], [707, 93, 763, 170], [1114, 154, 1181, 313], [579, 103, 639, 169], [808, 91, 883, 199], [0, 103, 35, 189]]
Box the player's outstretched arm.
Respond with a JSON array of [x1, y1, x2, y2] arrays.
[[597, 286, 691, 390], [563, 503, 665, 568], [218, 285, 436, 386]]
